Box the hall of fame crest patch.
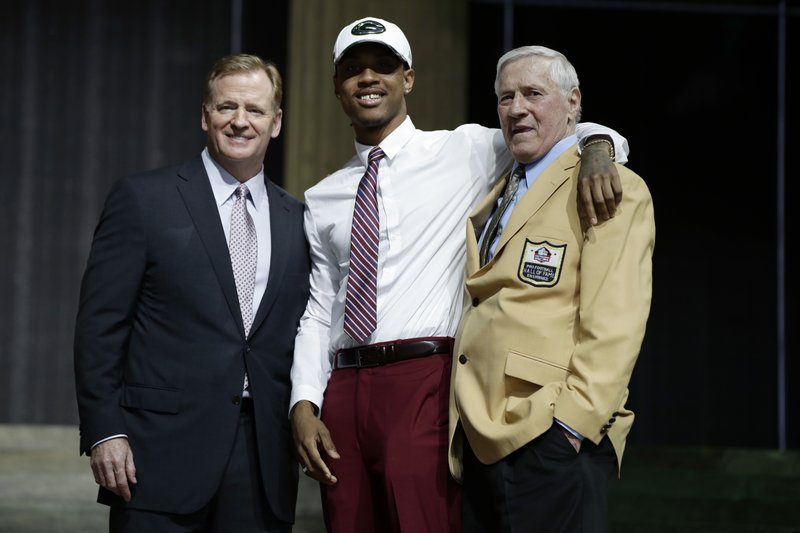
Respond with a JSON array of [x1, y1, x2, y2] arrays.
[[518, 239, 566, 287]]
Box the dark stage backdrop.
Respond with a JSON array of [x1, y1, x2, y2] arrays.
[[0, 0, 234, 423], [0, 0, 291, 426], [467, 1, 799, 449], [1, 0, 796, 453]]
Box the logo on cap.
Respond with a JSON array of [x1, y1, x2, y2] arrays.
[[351, 20, 386, 36]]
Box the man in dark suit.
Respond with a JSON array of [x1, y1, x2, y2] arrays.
[[74, 53, 310, 533]]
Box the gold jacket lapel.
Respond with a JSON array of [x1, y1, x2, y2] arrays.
[[493, 148, 579, 261], [466, 169, 510, 275]]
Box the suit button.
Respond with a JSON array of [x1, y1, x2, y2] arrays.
[[471, 297, 479, 307], [459, 354, 468, 364], [600, 427, 608, 434], [612, 411, 620, 417], [232, 395, 242, 406], [245, 344, 252, 353], [609, 417, 616, 424]]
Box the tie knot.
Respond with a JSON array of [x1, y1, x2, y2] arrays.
[[368, 146, 386, 164], [235, 183, 250, 199]]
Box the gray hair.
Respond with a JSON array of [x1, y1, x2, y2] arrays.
[[494, 45, 581, 121]]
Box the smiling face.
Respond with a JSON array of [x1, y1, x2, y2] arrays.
[[333, 43, 415, 146], [497, 57, 580, 164], [201, 70, 282, 182]]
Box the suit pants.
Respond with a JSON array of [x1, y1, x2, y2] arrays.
[[109, 406, 290, 533], [461, 423, 617, 533], [319, 353, 460, 533]]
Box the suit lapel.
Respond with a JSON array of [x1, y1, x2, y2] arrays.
[[175, 156, 244, 335], [492, 149, 579, 260], [467, 172, 509, 276], [249, 178, 291, 336]]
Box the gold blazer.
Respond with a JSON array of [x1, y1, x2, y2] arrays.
[[448, 146, 655, 482]]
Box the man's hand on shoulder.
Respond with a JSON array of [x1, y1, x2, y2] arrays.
[[577, 140, 623, 226], [90, 437, 137, 502]]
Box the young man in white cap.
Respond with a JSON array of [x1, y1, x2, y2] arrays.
[[290, 16, 629, 533]]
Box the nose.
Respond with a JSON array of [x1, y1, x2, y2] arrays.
[[231, 108, 249, 127], [357, 67, 379, 85], [508, 93, 526, 117]]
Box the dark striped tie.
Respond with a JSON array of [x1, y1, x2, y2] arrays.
[[480, 164, 525, 267], [344, 146, 386, 343]]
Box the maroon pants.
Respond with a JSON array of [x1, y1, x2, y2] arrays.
[[320, 351, 461, 533]]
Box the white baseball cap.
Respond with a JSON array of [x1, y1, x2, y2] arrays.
[[333, 17, 412, 67]]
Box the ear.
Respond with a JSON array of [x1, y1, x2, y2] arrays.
[[271, 109, 283, 138], [403, 68, 415, 95], [201, 105, 209, 132], [333, 72, 341, 99], [567, 87, 581, 118]]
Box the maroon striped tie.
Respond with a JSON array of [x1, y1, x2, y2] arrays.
[[344, 146, 386, 343]]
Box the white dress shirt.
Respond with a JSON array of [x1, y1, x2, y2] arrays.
[[202, 148, 271, 317], [203, 148, 271, 398], [290, 117, 627, 414]]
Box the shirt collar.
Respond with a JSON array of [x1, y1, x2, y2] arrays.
[[201, 148, 267, 211], [353, 115, 416, 165], [519, 134, 578, 186]]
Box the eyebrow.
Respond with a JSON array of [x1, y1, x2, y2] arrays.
[[214, 100, 267, 109]]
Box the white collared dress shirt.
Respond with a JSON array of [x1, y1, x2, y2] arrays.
[[202, 147, 272, 314], [290, 117, 626, 413]]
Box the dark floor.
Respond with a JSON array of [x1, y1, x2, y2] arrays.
[[608, 445, 800, 532], [1, 424, 799, 532]]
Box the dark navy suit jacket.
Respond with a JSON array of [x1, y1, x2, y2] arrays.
[[74, 155, 310, 522]]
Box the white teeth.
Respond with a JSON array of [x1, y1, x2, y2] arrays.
[[359, 94, 381, 100]]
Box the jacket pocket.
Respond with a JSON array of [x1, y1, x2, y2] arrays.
[[120, 383, 181, 414], [505, 350, 570, 387]]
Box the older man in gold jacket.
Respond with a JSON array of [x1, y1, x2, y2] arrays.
[[449, 45, 655, 533]]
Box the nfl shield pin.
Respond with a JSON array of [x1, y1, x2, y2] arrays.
[[518, 239, 566, 287]]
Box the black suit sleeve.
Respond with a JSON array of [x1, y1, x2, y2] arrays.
[[74, 177, 146, 454]]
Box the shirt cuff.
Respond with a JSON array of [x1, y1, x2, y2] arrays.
[[289, 385, 325, 418], [91, 434, 128, 450], [555, 419, 584, 441]]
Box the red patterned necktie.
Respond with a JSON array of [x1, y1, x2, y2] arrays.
[[344, 146, 386, 343]]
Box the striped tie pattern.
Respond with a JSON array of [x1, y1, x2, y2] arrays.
[[344, 146, 386, 343], [480, 164, 526, 267]]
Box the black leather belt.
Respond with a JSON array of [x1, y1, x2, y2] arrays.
[[335, 338, 453, 369]]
